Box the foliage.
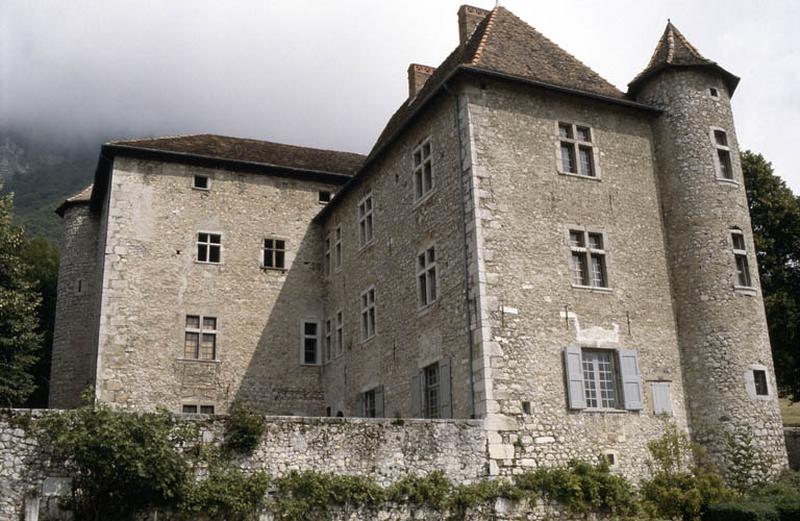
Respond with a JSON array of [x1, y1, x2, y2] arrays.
[[179, 466, 271, 521], [706, 471, 800, 521], [639, 423, 734, 521], [19, 235, 59, 408], [223, 401, 267, 454], [385, 470, 451, 510], [742, 150, 800, 401], [270, 470, 385, 520], [34, 401, 196, 521], [723, 426, 775, 491], [0, 183, 43, 407]]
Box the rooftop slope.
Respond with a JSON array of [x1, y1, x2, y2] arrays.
[[109, 134, 365, 176], [628, 21, 739, 95]]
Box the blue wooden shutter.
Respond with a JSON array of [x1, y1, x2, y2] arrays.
[[618, 349, 643, 410], [375, 386, 385, 418], [651, 382, 672, 416], [439, 358, 452, 419], [564, 346, 586, 409], [410, 372, 421, 417]]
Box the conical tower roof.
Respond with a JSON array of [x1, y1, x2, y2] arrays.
[[628, 21, 739, 96]]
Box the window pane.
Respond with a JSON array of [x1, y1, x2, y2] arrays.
[[414, 150, 422, 166], [184, 332, 199, 358], [579, 146, 594, 176], [183, 405, 198, 413], [571, 253, 588, 285], [209, 245, 221, 263], [276, 240, 285, 250], [569, 231, 584, 248], [590, 254, 607, 288], [186, 315, 200, 329], [714, 130, 728, 146], [304, 322, 317, 335], [198, 233, 208, 243], [754, 370, 768, 396], [422, 142, 431, 158], [201, 334, 216, 359], [558, 123, 572, 139], [595, 352, 617, 408], [419, 274, 428, 305], [198, 244, 208, 261], [194, 176, 208, 189], [429, 268, 438, 301], [427, 247, 435, 263], [203, 317, 217, 330], [210, 234, 221, 244], [304, 338, 317, 364], [275, 251, 285, 268], [582, 356, 598, 408], [560, 143, 576, 173], [414, 170, 423, 198], [718, 150, 733, 179], [265, 239, 273, 249], [736, 255, 752, 287], [199, 405, 215, 414], [588, 233, 603, 250], [732, 233, 746, 251], [576, 126, 591, 142]]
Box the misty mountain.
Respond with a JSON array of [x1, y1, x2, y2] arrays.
[[0, 129, 105, 244]]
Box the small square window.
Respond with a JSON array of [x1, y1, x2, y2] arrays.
[[753, 370, 768, 396], [714, 130, 728, 147], [197, 232, 222, 263], [319, 191, 332, 204], [200, 405, 215, 414], [709, 88, 719, 97], [576, 126, 591, 142], [193, 175, 209, 190], [558, 123, 573, 139], [263, 238, 287, 269], [182, 405, 198, 414]]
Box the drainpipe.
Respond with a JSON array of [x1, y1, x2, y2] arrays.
[[444, 81, 476, 419]]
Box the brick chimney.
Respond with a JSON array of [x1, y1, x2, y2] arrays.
[[458, 5, 490, 45], [407, 63, 436, 98]]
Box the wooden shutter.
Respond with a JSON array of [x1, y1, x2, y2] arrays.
[[618, 349, 643, 410], [410, 372, 421, 417], [564, 346, 586, 409], [439, 358, 452, 419], [375, 386, 385, 418], [651, 382, 672, 416], [355, 392, 364, 418]]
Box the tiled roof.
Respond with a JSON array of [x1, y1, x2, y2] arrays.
[[109, 134, 365, 176], [55, 184, 93, 216], [628, 22, 739, 95]]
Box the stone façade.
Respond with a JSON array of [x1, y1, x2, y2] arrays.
[[48, 4, 788, 481]]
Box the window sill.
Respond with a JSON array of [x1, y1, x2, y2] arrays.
[[557, 170, 601, 182], [570, 284, 612, 293], [358, 240, 376, 254], [176, 358, 220, 364], [195, 261, 223, 266], [715, 177, 740, 187], [191, 187, 210, 192], [261, 266, 287, 273], [581, 408, 628, 414], [412, 189, 436, 210], [734, 286, 757, 296], [300, 362, 322, 367], [361, 334, 376, 346], [417, 300, 438, 316]]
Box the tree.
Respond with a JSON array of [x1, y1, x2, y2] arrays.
[[0, 182, 43, 407], [742, 151, 800, 401]]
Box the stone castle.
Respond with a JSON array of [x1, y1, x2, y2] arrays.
[[49, 5, 788, 478]]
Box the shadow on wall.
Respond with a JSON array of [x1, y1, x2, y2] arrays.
[[232, 223, 326, 416]]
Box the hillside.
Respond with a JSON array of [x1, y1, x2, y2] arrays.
[[0, 130, 101, 244]]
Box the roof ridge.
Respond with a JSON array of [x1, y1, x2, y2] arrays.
[[469, 6, 500, 66], [107, 132, 208, 145], [670, 23, 706, 61]]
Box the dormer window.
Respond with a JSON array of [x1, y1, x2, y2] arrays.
[[557, 122, 598, 178], [712, 128, 734, 181]]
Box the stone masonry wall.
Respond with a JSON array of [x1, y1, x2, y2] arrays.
[[463, 79, 691, 481], [320, 92, 477, 419], [637, 69, 788, 475], [93, 158, 342, 415], [49, 205, 100, 408]]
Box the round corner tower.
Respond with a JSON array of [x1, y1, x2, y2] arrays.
[[629, 23, 788, 476]]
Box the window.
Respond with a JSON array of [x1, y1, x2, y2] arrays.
[[417, 245, 438, 307], [182, 404, 215, 414], [731, 229, 753, 288], [334, 225, 343, 270], [569, 229, 608, 288], [558, 122, 596, 177], [709, 87, 719, 98], [324, 235, 331, 276], [324, 319, 332, 362], [197, 232, 222, 263], [319, 191, 332, 204], [651, 382, 673, 416], [263, 238, 286, 269], [413, 138, 434, 200], [193, 175, 209, 190], [423, 363, 440, 419], [360, 287, 376, 341], [301, 320, 320, 365], [564, 347, 643, 411], [358, 192, 374, 247], [335, 310, 344, 356], [363, 389, 376, 418], [184, 315, 217, 360], [713, 128, 734, 180], [753, 370, 768, 396], [357, 386, 384, 418]]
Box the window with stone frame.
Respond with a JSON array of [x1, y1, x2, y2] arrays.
[[417, 245, 438, 307], [335, 310, 344, 357], [196, 232, 222, 263], [324, 318, 332, 362], [363, 388, 377, 418], [182, 404, 215, 414], [581, 349, 620, 409], [558, 122, 597, 177], [423, 363, 440, 419], [301, 320, 320, 365], [324, 235, 331, 276], [334, 225, 343, 270], [753, 369, 769, 396], [262, 238, 286, 269], [731, 229, 753, 288], [358, 192, 374, 247], [360, 286, 376, 341], [318, 190, 332, 204], [193, 175, 210, 190], [413, 138, 434, 201], [184, 315, 218, 360], [712, 128, 734, 180], [568, 229, 608, 288]]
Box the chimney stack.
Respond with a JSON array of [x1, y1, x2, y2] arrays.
[[407, 63, 436, 98], [458, 5, 490, 45]]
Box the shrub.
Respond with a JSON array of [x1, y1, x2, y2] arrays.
[[223, 402, 266, 454], [385, 470, 452, 511], [270, 470, 385, 520], [707, 471, 800, 521], [180, 466, 270, 521]]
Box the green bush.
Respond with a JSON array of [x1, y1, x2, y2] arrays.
[[705, 500, 779, 521], [270, 470, 385, 520], [223, 402, 266, 454], [707, 471, 800, 521], [180, 466, 270, 521]]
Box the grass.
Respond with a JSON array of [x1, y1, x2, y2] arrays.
[[781, 398, 800, 427]]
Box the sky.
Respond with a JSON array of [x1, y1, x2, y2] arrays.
[[2, 0, 799, 191]]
